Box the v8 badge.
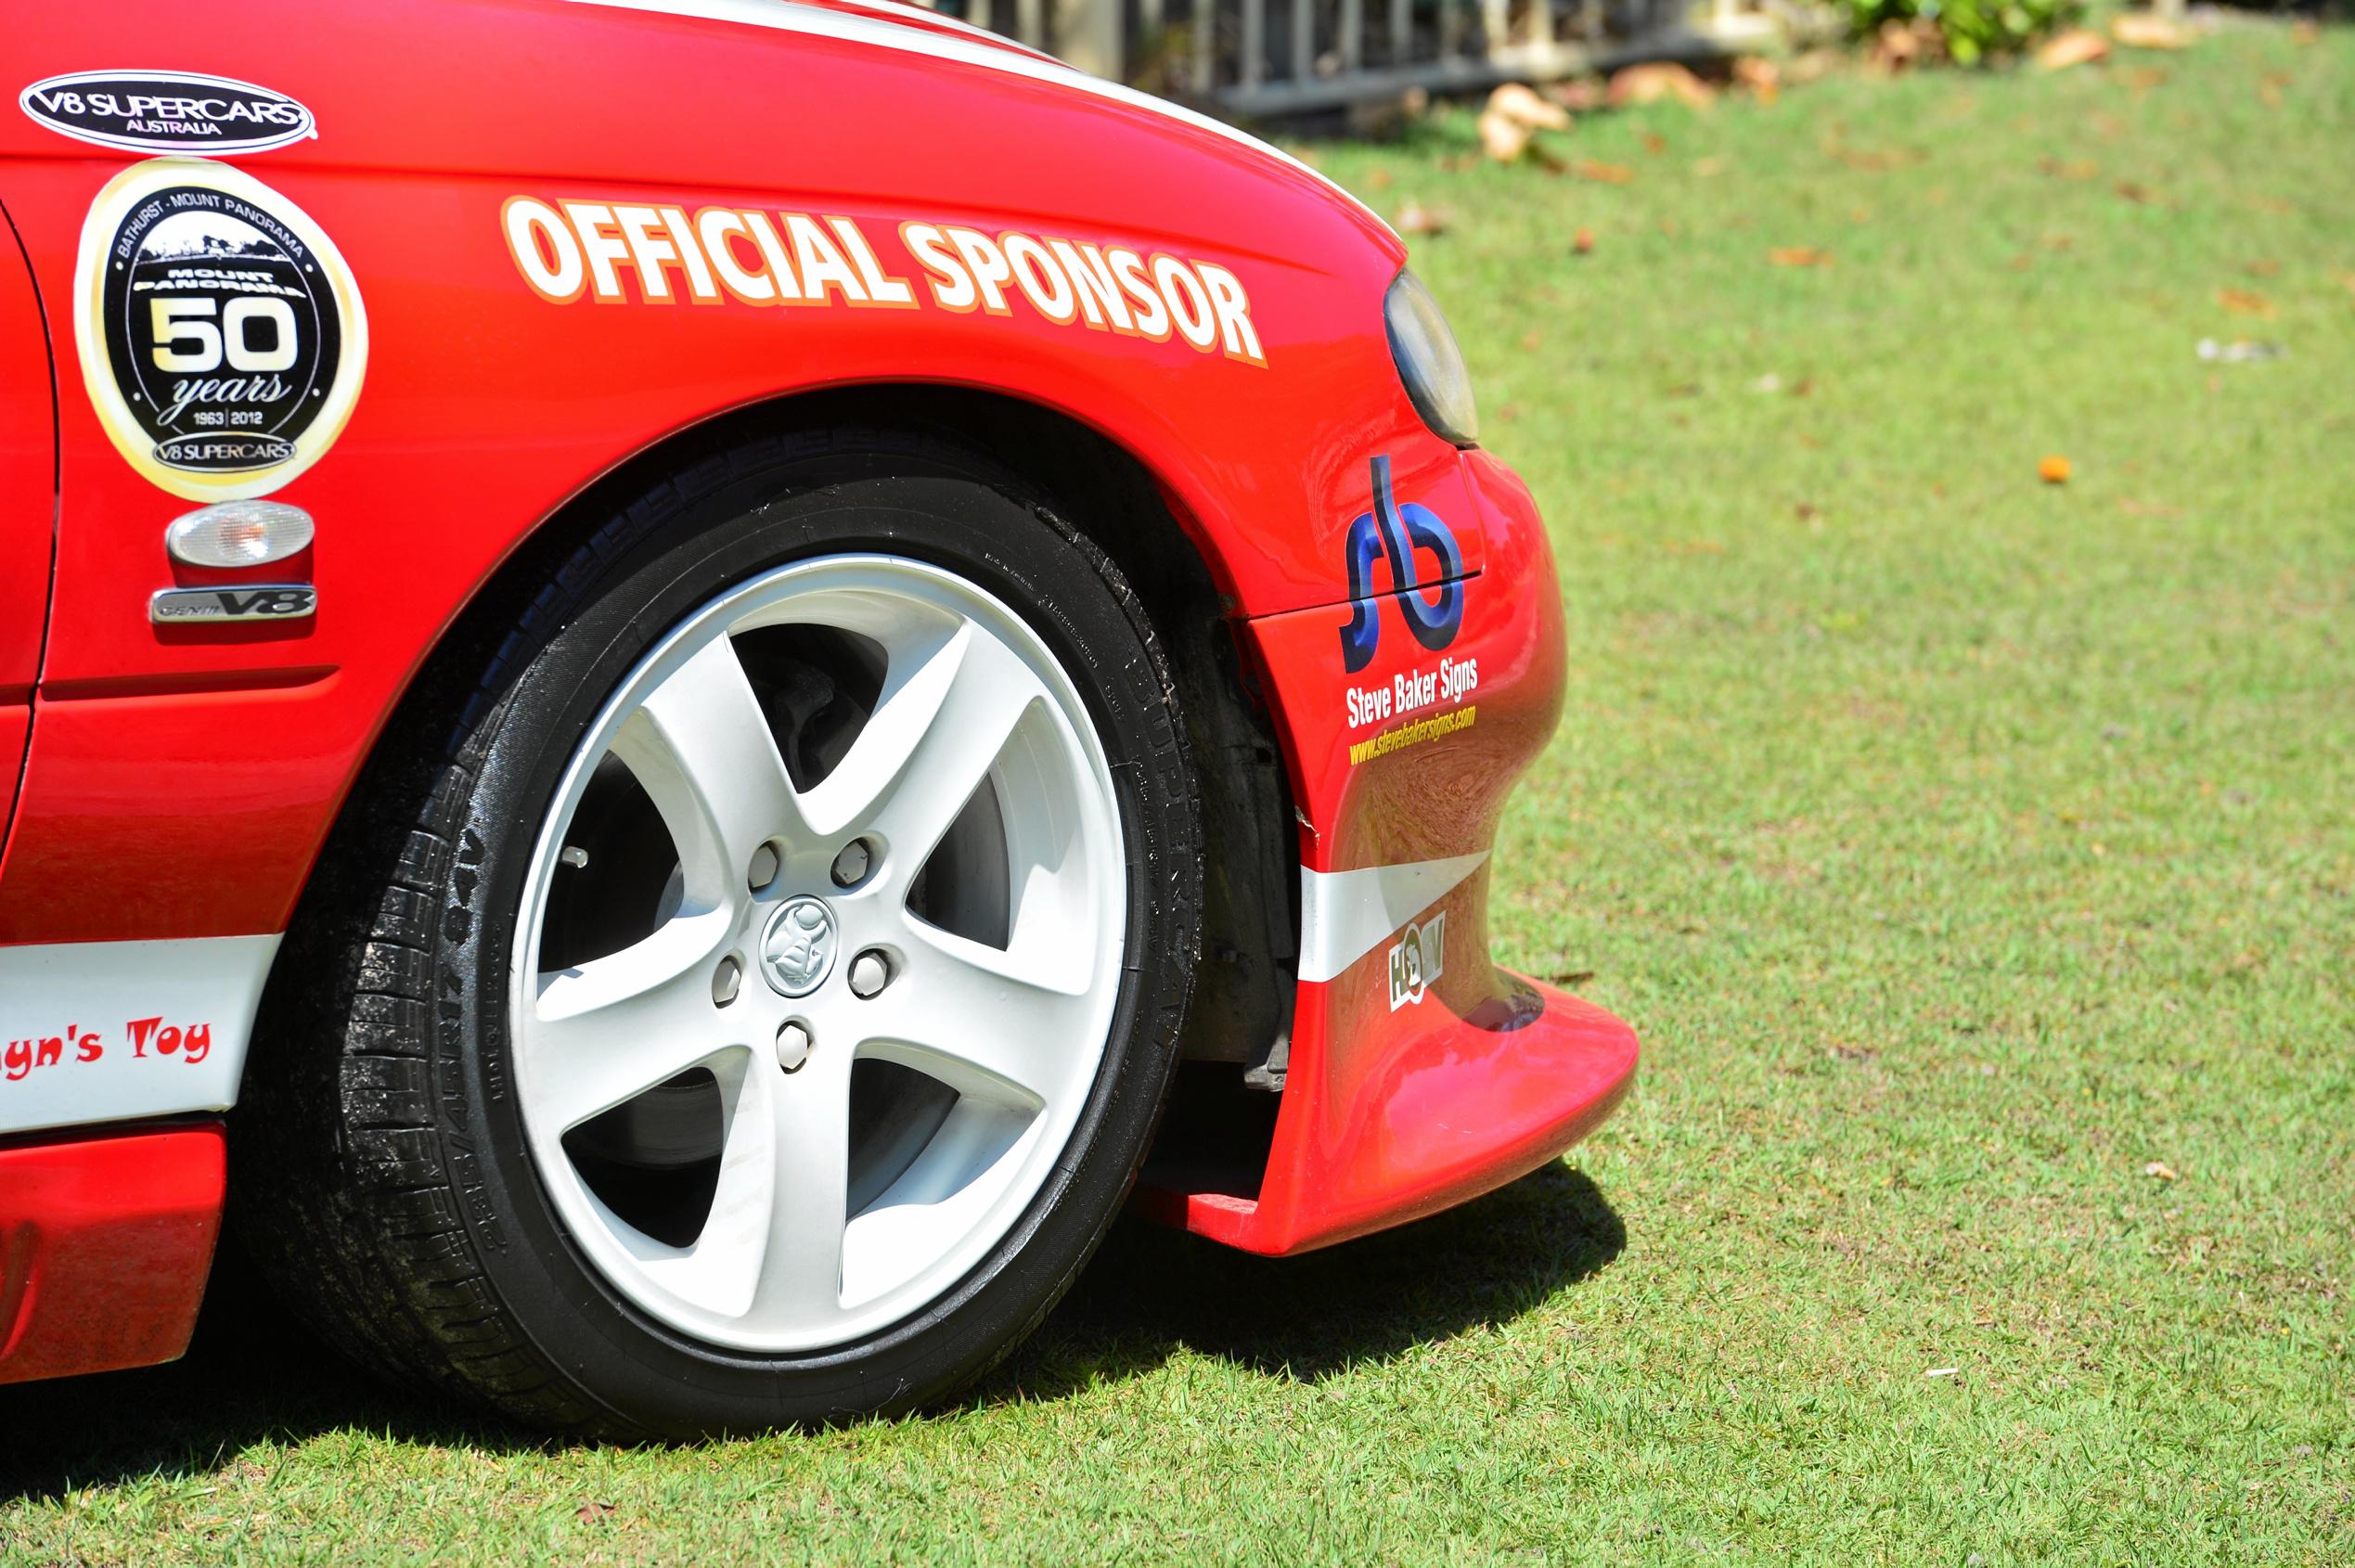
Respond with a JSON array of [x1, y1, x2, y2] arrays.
[[149, 585, 316, 623], [73, 159, 367, 502]]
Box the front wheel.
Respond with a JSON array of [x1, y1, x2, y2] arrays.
[[238, 431, 1202, 1437]]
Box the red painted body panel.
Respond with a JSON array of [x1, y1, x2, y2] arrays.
[[0, 200, 53, 842], [0, 1125, 225, 1384], [0, 0, 1635, 1369], [0, 0, 1449, 942]]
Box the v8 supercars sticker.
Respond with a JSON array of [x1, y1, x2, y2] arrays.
[[20, 70, 315, 156], [500, 197, 1267, 366], [74, 159, 367, 502]]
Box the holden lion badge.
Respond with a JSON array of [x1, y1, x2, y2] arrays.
[[73, 158, 367, 502]]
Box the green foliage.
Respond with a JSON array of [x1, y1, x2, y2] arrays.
[[1847, 0, 2082, 64]]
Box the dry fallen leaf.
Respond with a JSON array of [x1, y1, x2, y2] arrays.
[[2143, 1160, 2179, 1181], [1395, 200, 1448, 236], [2114, 180, 2156, 204], [576, 1501, 617, 1523], [1608, 61, 1716, 111], [1549, 76, 1606, 112], [1573, 226, 1595, 255], [1641, 131, 1667, 155], [2110, 13, 2194, 50], [2039, 29, 2111, 72], [1486, 82, 1571, 132], [2292, 19, 2319, 45], [2121, 66, 2169, 90], [2040, 455, 2072, 484], [1367, 166, 1394, 190], [2219, 287, 2277, 317], [1769, 247, 1832, 268], [2246, 259, 2281, 277], [1734, 55, 1781, 104], [1875, 19, 1931, 71], [1478, 109, 1532, 164], [1574, 159, 1635, 185], [2038, 156, 2100, 180]]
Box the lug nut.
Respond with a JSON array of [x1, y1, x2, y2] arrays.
[[830, 839, 871, 888], [776, 1020, 813, 1073], [847, 949, 891, 999], [712, 955, 742, 1007], [748, 842, 780, 891]]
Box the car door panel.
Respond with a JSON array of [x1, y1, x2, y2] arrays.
[[0, 201, 57, 847]]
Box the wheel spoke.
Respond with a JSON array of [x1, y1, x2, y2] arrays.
[[610, 633, 804, 905], [801, 619, 1043, 868], [525, 910, 740, 1130], [727, 1049, 851, 1327], [859, 920, 1091, 1106]]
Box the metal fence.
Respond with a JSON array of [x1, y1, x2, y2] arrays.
[[941, 0, 1782, 117]]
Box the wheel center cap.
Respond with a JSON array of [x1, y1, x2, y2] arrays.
[[759, 895, 840, 997]]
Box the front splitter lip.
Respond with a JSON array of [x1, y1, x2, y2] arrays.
[[1135, 971, 1639, 1257]]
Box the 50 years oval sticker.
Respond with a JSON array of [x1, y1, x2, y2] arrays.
[[20, 71, 315, 156], [73, 159, 367, 501]]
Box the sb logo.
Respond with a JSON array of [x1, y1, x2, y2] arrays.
[[1337, 456, 1465, 674]]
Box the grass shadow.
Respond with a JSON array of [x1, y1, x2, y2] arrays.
[[0, 1163, 1621, 1498], [982, 1162, 1626, 1400], [0, 1244, 545, 1505]]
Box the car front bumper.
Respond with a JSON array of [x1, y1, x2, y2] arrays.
[[1139, 446, 1640, 1254]]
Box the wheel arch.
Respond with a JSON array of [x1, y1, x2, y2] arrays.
[[242, 383, 1298, 1127]]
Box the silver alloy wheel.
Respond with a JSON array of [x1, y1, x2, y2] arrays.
[[509, 555, 1126, 1352]]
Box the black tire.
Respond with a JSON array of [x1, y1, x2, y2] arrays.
[[233, 428, 1202, 1438]]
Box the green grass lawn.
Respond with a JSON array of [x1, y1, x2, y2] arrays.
[[5, 22, 2349, 1565]]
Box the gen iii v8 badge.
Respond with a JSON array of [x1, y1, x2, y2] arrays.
[[20, 71, 316, 156], [74, 159, 367, 502], [149, 585, 316, 624]]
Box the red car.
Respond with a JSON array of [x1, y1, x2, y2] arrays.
[[0, 0, 1638, 1435]]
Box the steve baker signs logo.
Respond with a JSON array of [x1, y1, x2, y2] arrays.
[[1337, 457, 1478, 765], [20, 71, 316, 155], [73, 159, 367, 502], [1337, 456, 1464, 675]]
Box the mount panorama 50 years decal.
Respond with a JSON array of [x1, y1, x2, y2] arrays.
[[73, 159, 367, 502], [20, 70, 316, 155]]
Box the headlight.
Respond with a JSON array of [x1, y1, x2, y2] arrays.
[[1383, 269, 1479, 447]]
